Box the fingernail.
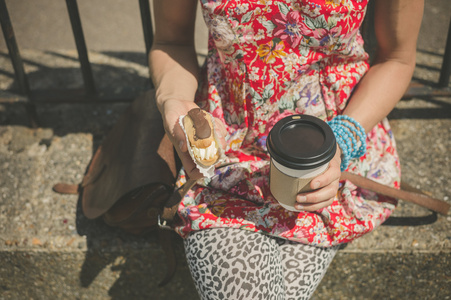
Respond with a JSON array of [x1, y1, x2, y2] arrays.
[[312, 181, 320, 189], [179, 140, 184, 149], [295, 204, 304, 210], [298, 196, 307, 202]]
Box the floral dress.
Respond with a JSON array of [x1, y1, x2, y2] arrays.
[[174, 0, 401, 247]]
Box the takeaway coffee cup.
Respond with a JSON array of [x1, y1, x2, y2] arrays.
[[267, 114, 337, 211]]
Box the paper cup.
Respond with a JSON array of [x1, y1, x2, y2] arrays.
[[267, 115, 336, 211]]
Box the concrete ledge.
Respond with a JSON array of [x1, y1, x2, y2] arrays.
[[1, 241, 199, 300], [317, 251, 451, 299], [2, 246, 449, 299]]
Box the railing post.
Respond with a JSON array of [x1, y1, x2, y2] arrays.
[[0, 0, 39, 127], [65, 0, 97, 96], [0, 0, 30, 95], [139, 0, 153, 57], [139, 0, 154, 88], [438, 20, 451, 88]]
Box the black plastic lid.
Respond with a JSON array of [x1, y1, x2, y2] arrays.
[[267, 114, 336, 170]]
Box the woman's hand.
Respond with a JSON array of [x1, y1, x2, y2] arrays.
[[295, 146, 342, 211], [161, 99, 227, 180]]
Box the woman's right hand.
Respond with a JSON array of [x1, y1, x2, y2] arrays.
[[160, 98, 227, 180]]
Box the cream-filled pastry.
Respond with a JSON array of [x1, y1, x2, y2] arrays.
[[183, 108, 219, 166]]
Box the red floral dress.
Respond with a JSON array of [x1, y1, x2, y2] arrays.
[[174, 0, 401, 247]]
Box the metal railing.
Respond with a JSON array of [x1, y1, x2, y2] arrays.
[[403, 18, 451, 98], [0, 0, 450, 128], [0, 0, 154, 127]]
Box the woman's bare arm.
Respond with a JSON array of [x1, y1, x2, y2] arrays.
[[343, 0, 424, 132], [148, 0, 202, 178], [149, 0, 199, 111], [149, 0, 226, 179]]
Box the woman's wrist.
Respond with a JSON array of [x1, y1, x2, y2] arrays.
[[157, 96, 195, 114], [327, 115, 367, 172]]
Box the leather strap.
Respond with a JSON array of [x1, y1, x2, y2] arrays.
[[341, 171, 449, 216], [159, 172, 449, 228], [156, 178, 197, 287], [53, 172, 449, 218], [53, 182, 79, 194], [157, 229, 178, 287], [160, 179, 198, 227]]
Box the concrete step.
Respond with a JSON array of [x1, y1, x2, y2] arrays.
[[1, 234, 199, 300], [2, 240, 449, 299]]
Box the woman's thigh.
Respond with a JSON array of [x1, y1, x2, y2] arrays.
[[184, 228, 285, 300], [184, 228, 339, 300], [277, 239, 339, 299]]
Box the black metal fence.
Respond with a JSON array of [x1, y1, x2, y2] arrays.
[[0, 0, 450, 128], [0, 0, 153, 127]]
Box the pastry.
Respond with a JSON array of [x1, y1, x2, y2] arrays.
[[183, 108, 219, 166]]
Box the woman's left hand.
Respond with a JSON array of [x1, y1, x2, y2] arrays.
[[295, 146, 342, 211]]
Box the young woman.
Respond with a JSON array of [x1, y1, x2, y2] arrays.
[[149, 0, 423, 299]]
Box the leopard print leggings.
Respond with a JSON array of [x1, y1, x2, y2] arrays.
[[184, 228, 339, 300]]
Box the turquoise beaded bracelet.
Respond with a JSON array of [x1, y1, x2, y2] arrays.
[[327, 115, 367, 172]]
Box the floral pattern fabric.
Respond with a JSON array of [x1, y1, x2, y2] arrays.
[[174, 0, 401, 247]]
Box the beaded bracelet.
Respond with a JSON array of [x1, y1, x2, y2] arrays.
[[327, 115, 367, 172], [339, 115, 367, 157], [331, 126, 351, 171], [335, 121, 358, 155]]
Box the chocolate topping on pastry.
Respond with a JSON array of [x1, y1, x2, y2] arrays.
[[183, 108, 219, 167], [187, 108, 211, 139]]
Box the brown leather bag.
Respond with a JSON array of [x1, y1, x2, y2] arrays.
[[53, 91, 183, 286], [54, 90, 176, 220]]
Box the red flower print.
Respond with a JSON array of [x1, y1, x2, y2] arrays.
[[272, 12, 303, 47]]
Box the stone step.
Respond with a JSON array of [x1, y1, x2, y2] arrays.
[[1, 234, 199, 300], [1, 240, 450, 299]]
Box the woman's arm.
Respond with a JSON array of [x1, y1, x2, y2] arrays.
[[149, 0, 203, 179], [149, 0, 226, 180], [296, 0, 424, 211], [149, 0, 199, 111], [343, 0, 424, 132]]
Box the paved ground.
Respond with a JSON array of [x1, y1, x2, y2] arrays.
[[1, 0, 451, 299]]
